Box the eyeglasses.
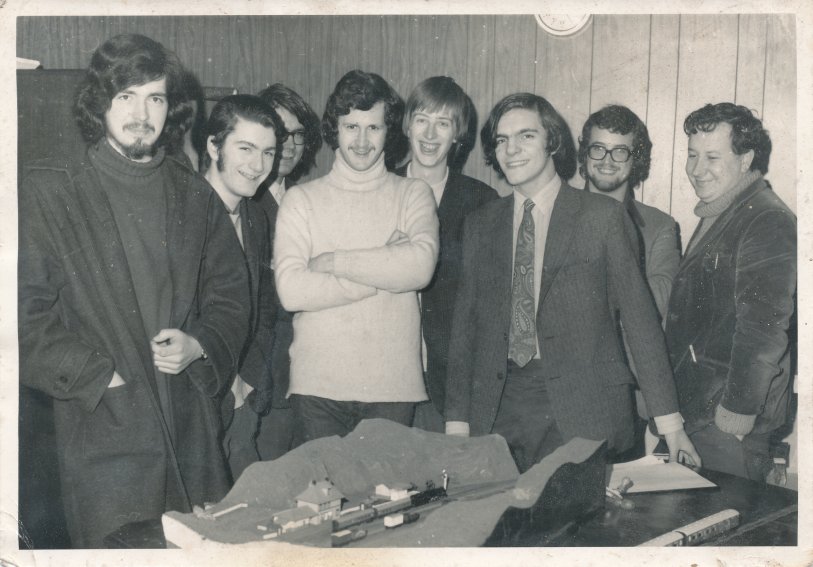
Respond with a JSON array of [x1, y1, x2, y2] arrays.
[[282, 130, 306, 146], [587, 144, 632, 163]]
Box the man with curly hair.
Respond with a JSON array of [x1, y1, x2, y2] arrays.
[[18, 34, 250, 547], [273, 70, 439, 443], [666, 103, 796, 481]]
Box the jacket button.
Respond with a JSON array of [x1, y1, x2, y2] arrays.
[[57, 376, 68, 385], [497, 372, 505, 381], [502, 333, 508, 342]]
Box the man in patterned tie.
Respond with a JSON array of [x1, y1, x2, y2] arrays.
[[444, 93, 699, 473]]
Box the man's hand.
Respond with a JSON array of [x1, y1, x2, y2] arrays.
[[309, 252, 335, 274], [152, 329, 204, 375], [386, 230, 409, 246], [663, 428, 702, 468], [108, 371, 126, 388]]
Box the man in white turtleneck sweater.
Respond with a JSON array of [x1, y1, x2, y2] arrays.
[[274, 70, 439, 443]]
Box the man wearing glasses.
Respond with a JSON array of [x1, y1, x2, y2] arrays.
[[578, 105, 680, 319], [444, 93, 698, 473], [254, 84, 322, 460]]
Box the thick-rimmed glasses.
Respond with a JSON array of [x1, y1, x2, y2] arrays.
[[587, 144, 631, 163], [282, 130, 306, 146]]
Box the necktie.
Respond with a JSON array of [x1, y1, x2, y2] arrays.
[[508, 199, 537, 367]]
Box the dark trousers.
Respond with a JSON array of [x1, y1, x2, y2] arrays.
[[412, 400, 445, 433], [291, 394, 415, 444], [689, 423, 773, 482], [491, 360, 563, 474], [255, 406, 298, 461], [221, 402, 260, 483]]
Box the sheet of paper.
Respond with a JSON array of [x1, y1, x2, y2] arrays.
[[608, 457, 717, 493]]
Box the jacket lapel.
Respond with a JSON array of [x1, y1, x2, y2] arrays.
[[681, 179, 765, 267], [241, 199, 261, 314], [165, 162, 210, 328], [489, 195, 515, 306], [538, 184, 580, 309], [73, 165, 149, 349]]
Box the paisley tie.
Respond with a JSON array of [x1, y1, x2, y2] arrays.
[[508, 199, 537, 367]]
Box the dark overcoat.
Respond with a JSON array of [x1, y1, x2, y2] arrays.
[[18, 152, 250, 548], [665, 178, 796, 436], [394, 165, 498, 413], [445, 184, 679, 452]]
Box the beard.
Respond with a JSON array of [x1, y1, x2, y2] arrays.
[[586, 170, 629, 193], [119, 123, 158, 160]]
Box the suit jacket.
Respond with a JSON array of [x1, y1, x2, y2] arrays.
[[665, 178, 796, 436], [445, 183, 679, 452], [394, 165, 498, 413], [629, 199, 681, 319], [228, 197, 276, 415], [18, 151, 250, 547], [255, 184, 295, 409]]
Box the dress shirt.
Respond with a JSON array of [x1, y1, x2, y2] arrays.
[[407, 162, 448, 206]]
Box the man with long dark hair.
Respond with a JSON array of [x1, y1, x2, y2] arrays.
[[444, 93, 699, 473], [18, 34, 250, 547]]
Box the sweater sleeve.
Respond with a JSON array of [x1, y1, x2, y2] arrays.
[[333, 179, 439, 292], [274, 186, 378, 312]]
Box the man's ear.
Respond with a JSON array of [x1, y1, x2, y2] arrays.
[[206, 136, 219, 162], [740, 149, 755, 172]]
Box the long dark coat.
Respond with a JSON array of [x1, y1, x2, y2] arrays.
[[18, 152, 250, 548], [445, 184, 679, 453], [394, 165, 498, 414], [665, 178, 796, 436]]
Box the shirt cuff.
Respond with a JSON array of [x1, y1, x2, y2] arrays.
[[653, 412, 684, 435], [714, 404, 757, 436], [445, 421, 470, 437]]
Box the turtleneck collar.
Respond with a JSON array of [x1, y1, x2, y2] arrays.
[[88, 138, 166, 179], [694, 169, 762, 219], [327, 148, 387, 190]]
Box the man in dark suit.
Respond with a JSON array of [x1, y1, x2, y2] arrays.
[[203, 95, 281, 481], [253, 84, 322, 459], [444, 93, 700, 473], [395, 76, 498, 432]]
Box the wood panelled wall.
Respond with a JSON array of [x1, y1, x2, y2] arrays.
[[17, 14, 796, 244]]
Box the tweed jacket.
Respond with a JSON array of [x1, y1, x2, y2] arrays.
[[445, 183, 679, 452], [18, 151, 250, 547], [665, 178, 796, 436], [394, 165, 498, 413]]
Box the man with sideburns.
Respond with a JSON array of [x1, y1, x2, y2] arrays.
[[18, 34, 249, 547], [274, 70, 439, 443], [203, 94, 282, 481], [444, 93, 699, 473]]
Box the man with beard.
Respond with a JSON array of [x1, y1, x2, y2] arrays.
[[18, 34, 249, 547], [274, 70, 439, 443], [254, 83, 322, 459], [203, 95, 282, 480], [578, 105, 680, 318], [578, 106, 681, 456]]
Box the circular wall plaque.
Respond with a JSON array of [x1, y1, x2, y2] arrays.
[[534, 14, 592, 37]]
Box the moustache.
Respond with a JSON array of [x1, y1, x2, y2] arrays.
[[124, 122, 155, 135]]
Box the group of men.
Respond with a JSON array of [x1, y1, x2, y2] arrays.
[[19, 33, 796, 548]]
